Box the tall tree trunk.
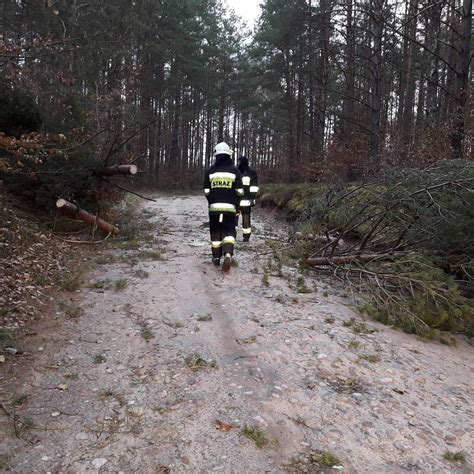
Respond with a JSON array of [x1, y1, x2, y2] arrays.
[[314, 0, 331, 157], [425, 3, 442, 123], [170, 77, 181, 170], [450, 0, 472, 159], [400, 0, 418, 153], [368, 0, 385, 168], [342, 0, 356, 139], [284, 50, 295, 172], [217, 91, 225, 142]]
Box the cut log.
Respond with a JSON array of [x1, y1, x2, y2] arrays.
[[97, 165, 138, 176], [301, 254, 391, 266], [56, 199, 119, 235]]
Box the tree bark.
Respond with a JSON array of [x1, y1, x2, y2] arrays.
[[399, 0, 419, 151], [342, 0, 356, 139], [97, 165, 138, 176], [56, 199, 119, 234], [368, 0, 385, 168], [450, 0, 472, 159]]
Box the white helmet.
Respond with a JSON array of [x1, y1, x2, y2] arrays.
[[214, 142, 232, 156]]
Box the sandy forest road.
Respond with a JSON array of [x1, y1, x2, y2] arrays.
[[1, 194, 473, 473]]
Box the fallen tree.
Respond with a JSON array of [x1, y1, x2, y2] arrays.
[[260, 160, 474, 339], [96, 165, 138, 177], [56, 199, 119, 235]]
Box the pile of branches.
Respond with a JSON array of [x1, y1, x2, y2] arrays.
[[260, 160, 474, 338]]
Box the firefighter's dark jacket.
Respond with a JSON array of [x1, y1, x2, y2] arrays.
[[238, 160, 259, 207], [240, 167, 258, 202], [203, 155, 244, 214]]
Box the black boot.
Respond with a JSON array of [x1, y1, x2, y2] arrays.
[[222, 253, 232, 272]]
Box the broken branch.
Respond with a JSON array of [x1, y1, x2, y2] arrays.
[[301, 254, 392, 266]]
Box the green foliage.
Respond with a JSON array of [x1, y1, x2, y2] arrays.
[[261, 267, 270, 287], [359, 354, 380, 363], [0, 329, 14, 349], [443, 451, 467, 463], [141, 329, 154, 342], [363, 256, 474, 339], [296, 275, 312, 293], [260, 162, 474, 258], [13, 394, 29, 406], [310, 450, 341, 467], [2, 150, 103, 210], [135, 250, 161, 261], [240, 425, 268, 448], [184, 353, 217, 370], [348, 338, 361, 349], [94, 354, 106, 364], [89, 279, 112, 290], [134, 270, 150, 279], [54, 272, 82, 291], [261, 163, 474, 338], [343, 318, 376, 334], [89, 277, 129, 292], [114, 279, 128, 291], [58, 302, 84, 319]]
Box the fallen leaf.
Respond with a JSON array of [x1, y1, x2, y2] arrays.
[[215, 419, 237, 432]]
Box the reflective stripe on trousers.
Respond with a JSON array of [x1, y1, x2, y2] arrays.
[[209, 203, 236, 213], [211, 236, 235, 247]]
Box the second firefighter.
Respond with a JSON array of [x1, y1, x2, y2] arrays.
[[236, 156, 259, 241]]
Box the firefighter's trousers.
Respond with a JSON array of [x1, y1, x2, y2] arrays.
[[236, 206, 252, 240], [209, 212, 236, 259]]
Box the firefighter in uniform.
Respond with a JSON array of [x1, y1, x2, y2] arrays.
[[236, 156, 259, 241], [203, 142, 244, 272]]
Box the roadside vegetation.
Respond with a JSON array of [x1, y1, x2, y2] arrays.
[[260, 160, 474, 340]]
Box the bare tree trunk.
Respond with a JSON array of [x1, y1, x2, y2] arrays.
[[284, 50, 295, 173], [342, 0, 356, 139], [218, 92, 225, 142], [425, 2, 443, 123], [368, 0, 385, 168], [400, 0, 418, 154], [450, 0, 472, 159]]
